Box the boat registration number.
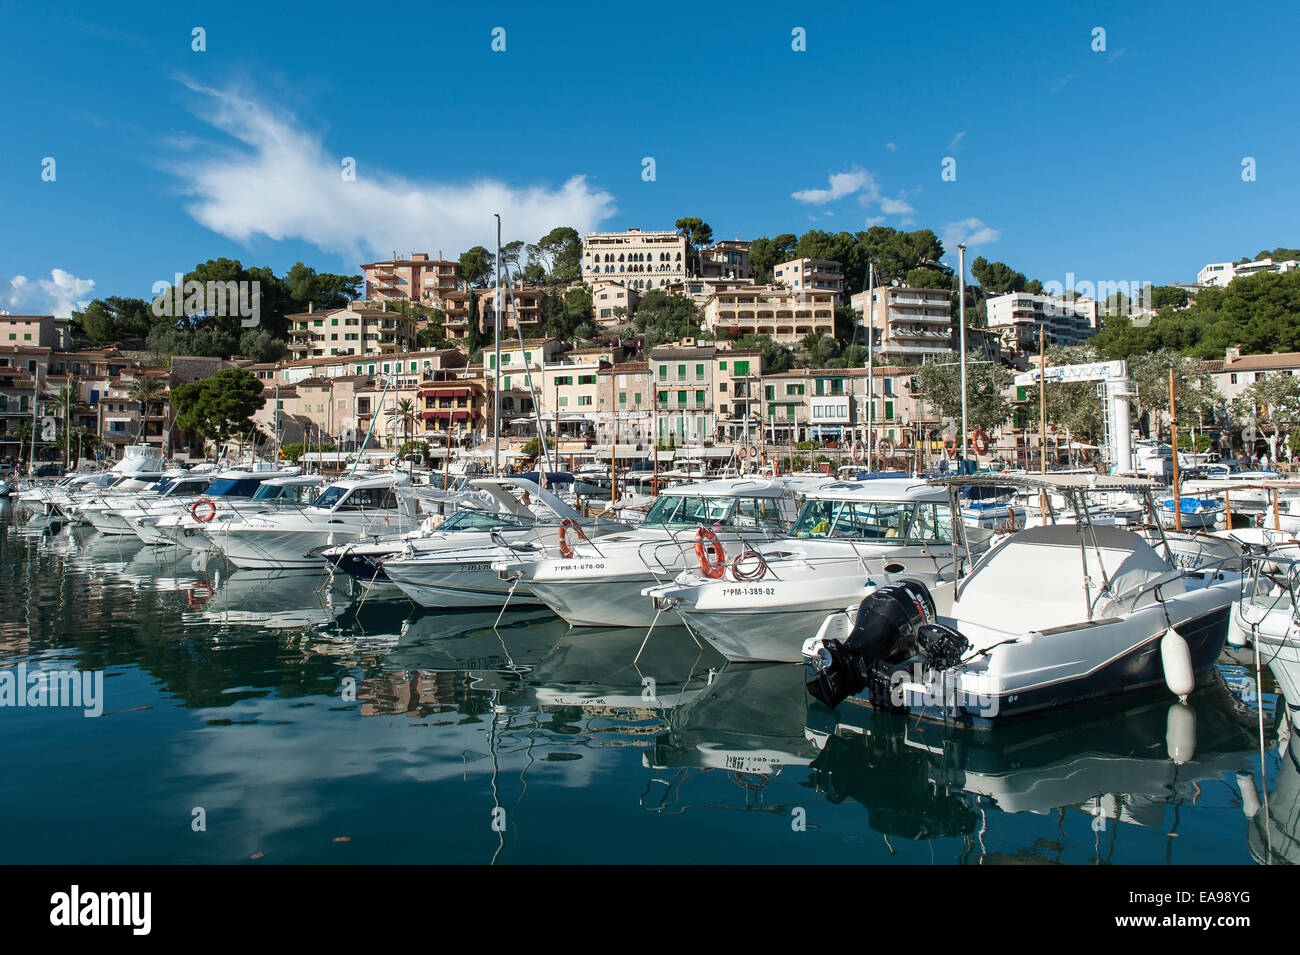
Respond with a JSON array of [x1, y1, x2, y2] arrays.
[[554, 562, 606, 572], [722, 586, 776, 597]]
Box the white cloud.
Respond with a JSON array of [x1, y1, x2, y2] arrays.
[[4, 269, 96, 317], [940, 218, 1001, 249], [791, 166, 878, 205], [864, 216, 887, 228], [947, 130, 967, 151], [165, 81, 617, 262], [879, 195, 915, 217], [885, 142, 897, 152]]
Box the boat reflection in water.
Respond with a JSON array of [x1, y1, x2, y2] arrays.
[[1247, 704, 1300, 865], [183, 568, 358, 630], [806, 672, 1267, 859]]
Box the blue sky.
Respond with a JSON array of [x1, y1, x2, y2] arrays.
[[2, 0, 1297, 315]]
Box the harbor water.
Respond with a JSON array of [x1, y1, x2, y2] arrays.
[[0, 499, 1293, 865]]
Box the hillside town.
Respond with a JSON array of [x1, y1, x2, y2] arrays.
[[3, 225, 1299, 475]]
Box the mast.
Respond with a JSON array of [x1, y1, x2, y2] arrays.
[[866, 261, 875, 474], [1039, 325, 1047, 474], [1170, 366, 1182, 532], [28, 361, 40, 477], [493, 213, 502, 478], [610, 369, 617, 506], [652, 381, 659, 494], [958, 243, 968, 475]]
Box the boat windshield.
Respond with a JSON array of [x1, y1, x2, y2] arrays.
[[792, 499, 955, 542], [204, 478, 265, 498], [645, 495, 739, 527], [309, 485, 401, 511], [438, 509, 532, 532], [251, 482, 317, 503]]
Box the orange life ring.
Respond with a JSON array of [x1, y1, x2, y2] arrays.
[[972, 430, 990, 455], [191, 498, 217, 523], [737, 445, 747, 460], [187, 583, 211, 608], [695, 526, 726, 579], [558, 518, 587, 559]]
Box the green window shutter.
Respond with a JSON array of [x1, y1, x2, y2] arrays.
[[677, 364, 686, 378], [634, 392, 641, 405], [503, 376, 511, 390], [786, 406, 795, 420], [677, 391, 686, 405], [719, 361, 728, 370], [619, 392, 627, 406], [658, 391, 668, 404], [696, 390, 705, 405], [765, 385, 774, 400], [695, 363, 704, 379], [658, 365, 667, 379], [735, 361, 749, 376], [885, 401, 894, 420]]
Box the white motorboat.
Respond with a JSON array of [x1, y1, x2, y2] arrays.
[[213, 472, 423, 570], [77, 469, 201, 534], [803, 474, 1244, 728], [132, 469, 310, 546], [491, 477, 819, 629], [376, 478, 627, 607], [643, 479, 968, 663]]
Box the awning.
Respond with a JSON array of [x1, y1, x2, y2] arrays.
[[421, 387, 473, 398]]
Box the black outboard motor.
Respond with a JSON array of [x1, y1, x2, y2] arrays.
[[806, 580, 937, 710]]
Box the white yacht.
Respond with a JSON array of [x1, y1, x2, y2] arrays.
[[376, 478, 627, 606], [803, 474, 1244, 728], [134, 470, 313, 547], [78, 469, 201, 534], [492, 477, 817, 629], [643, 480, 967, 663], [213, 473, 423, 570]]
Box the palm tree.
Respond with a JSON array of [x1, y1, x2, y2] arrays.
[[12, 420, 32, 468], [53, 382, 89, 468], [128, 377, 165, 443], [387, 398, 416, 453]]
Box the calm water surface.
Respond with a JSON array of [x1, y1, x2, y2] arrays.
[[0, 500, 1294, 864]]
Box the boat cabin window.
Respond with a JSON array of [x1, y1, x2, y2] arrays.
[[730, 496, 785, 530], [328, 487, 400, 511], [439, 509, 530, 531], [204, 478, 264, 498], [644, 495, 735, 526], [793, 499, 955, 542]]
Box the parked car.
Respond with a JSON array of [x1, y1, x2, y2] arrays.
[[33, 463, 65, 477]]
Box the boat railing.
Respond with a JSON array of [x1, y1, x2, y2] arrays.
[[637, 526, 789, 583], [1115, 553, 1248, 615]]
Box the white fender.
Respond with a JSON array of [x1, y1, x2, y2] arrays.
[[1165, 701, 1196, 764], [1236, 771, 1262, 819], [1161, 627, 1195, 701]]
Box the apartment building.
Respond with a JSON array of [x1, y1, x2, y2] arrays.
[[275, 348, 466, 387], [0, 314, 70, 350], [759, 366, 918, 447], [772, 257, 844, 297], [0, 346, 50, 461], [596, 362, 654, 447], [1202, 347, 1300, 406], [700, 240, 752, 280], [478, 284, 545, 337], [582, 228, 688, 291], [702, 286, 836, 345], [590, 280, 639, 325], [665, 276, 754, 308], [1197, 258, 1300, 288], [713, 348, 765, 442], [649, 340, 716, 444], [985, 292, 1098, 359], [851, 285, 954, 365], [287, 303, 419, 360], [362, 252, 460, 303], [417, 371, 490, 444]]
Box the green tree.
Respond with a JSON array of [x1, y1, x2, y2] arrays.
[[386, 398, 417, 450], [72, 297, 153, 345], [749, 234, 797, 284], [527, 226, 583, 283], [969, 256, 1029, 295], [1233, 371, 1300, 458], [675, 217, 714, 276], [633, 289, 704, 348], [239, 329, 288, 363], [913, 351, 1013, 437], [459, 246, 495, 287], [172, 368, 267, 449], [1125, 349, 1219, 436]]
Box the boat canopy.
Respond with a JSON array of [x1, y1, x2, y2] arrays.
[[803, 479, 947, 504]]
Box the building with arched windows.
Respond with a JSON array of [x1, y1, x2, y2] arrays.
[[581, 228, 689, 291]]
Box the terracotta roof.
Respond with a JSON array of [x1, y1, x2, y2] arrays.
[[1220, 352, 1300, 372]]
